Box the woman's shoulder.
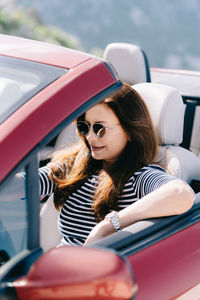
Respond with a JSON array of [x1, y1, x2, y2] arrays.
[[135, 164, 166, 175], [128, 164, 173, 183], [126, 164, 177, 196]]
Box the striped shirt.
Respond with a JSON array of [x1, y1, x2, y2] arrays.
[[39, 164, 175, 246]]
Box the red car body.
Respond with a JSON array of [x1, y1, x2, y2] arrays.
[[0, 35, 200, 300]]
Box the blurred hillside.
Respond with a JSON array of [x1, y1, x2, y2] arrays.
[[0, 0, 82, 50], [2, 0, 200, 70]]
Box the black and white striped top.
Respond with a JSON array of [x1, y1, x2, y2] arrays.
[[39, 164, 175, 246]]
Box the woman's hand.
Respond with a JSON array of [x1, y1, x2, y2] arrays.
[[84, 220, 114, 246]]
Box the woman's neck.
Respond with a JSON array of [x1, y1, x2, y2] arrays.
[[102, 160, 115, 172]]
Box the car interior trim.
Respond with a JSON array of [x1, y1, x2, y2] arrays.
[[181, 96, 200, 150]]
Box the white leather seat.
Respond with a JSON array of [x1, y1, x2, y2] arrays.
[[103, 42, 151, 85], [39, 122, 79, 163], [40, 124, 79, 251], [55, 122, 79, 149], [104, 43, 200, 161], [190, 106, 200, 159], [133, 82, 200, 183], [40, 194, 62, 252]]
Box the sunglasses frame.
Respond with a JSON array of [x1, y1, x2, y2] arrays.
[[76, 121, 120, 138]]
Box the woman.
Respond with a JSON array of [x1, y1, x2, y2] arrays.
[[39, 83, 194, 246]]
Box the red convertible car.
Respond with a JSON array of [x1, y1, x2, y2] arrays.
[[0, 35, 200, 300]]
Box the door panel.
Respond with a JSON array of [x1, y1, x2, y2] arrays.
[[128, 222, 200, 300]]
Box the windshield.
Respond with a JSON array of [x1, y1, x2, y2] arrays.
[[0, 56, 67, 124]]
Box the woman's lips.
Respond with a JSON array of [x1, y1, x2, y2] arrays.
[[90, 145, 105, 152]]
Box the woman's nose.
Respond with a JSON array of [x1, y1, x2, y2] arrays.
[[86, 127, 98, 142]]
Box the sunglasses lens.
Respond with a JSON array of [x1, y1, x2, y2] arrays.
[[77, 122, 89, 136], [77, 122, 106, 138], [93, 124, 105, 137]]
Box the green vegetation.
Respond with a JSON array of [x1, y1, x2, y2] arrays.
[[0, 0, 82, 50]]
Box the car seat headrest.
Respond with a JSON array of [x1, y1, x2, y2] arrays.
[[103, 43, 151, 85], [133, 83, 185, 145]]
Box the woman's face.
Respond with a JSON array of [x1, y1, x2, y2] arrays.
[[84, 103, 129, 165]]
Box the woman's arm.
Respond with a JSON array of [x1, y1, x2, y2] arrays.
[[84, 180, 195, 245]]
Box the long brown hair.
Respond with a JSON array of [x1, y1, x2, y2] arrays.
[[50, 83, 158, 220]]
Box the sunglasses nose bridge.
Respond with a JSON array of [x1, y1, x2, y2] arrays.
[[86, 124, 99, 140]]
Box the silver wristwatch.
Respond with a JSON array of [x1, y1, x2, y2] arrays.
[[105, 211, 121, 232]]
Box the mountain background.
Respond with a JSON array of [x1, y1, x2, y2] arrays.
[[3, 0, 200, 70]]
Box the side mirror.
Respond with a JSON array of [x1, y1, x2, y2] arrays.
[[14, 246, 137, 300]]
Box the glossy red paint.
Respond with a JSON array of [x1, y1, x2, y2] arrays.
[[0, 34, 91, 69], [14, 246, 137, 300], [0, 58, 117, 182], [128, 221, 200, 300]]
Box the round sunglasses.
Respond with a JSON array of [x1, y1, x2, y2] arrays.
[[76, 121, 120, 138]]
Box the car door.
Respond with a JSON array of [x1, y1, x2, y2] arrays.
[[93, 193, 200, 299], [128, 202, 200, 300]]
